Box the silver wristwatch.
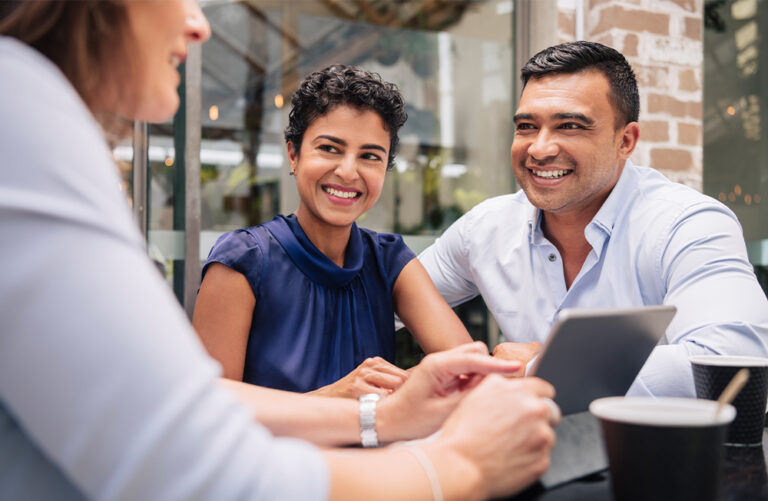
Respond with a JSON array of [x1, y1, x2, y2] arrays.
[[359, 393, 382, 448]]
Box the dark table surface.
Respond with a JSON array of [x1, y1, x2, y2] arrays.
[[507, 431, 768, 500]]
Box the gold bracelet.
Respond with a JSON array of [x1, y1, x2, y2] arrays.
[[405, 445, 444, 501]]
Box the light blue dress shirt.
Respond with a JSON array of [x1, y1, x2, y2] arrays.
[[420, 160, 768, 397]]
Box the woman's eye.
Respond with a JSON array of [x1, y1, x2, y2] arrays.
[[362, 152, 383, 161], [318, 144, 339, 153]]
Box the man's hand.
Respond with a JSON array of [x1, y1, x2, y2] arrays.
[[309, 357, 409, 399], [377, 342, 521, 442], [493, 341, 542, 376]]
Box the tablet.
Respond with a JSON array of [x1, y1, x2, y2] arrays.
[[528, 305, 676, 415]]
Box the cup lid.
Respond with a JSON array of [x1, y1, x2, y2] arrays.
[[589, 397, 736, 427], [688, 355, 768, 367]]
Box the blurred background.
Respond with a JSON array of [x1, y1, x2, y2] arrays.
[[114, 0, 768, 364]]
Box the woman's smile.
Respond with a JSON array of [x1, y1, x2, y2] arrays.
[[322, 183, 363, 204]]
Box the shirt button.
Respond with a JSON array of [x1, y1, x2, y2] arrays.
[[548, 253, 557, 262]]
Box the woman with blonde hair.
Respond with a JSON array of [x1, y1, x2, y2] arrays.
[[0, 1, 557, 500]]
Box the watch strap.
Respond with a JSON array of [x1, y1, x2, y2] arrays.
[[359, 393, 382, 447]]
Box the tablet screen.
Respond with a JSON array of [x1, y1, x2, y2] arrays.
[[529, 305, 676, 415]]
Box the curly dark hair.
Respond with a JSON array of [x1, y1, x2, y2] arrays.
[[521, 41, 639, 127], [284, 65, 407, 170]]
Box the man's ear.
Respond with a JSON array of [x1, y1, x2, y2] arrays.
[[617, 122, 640, 159]]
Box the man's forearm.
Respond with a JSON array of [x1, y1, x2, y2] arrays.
[[626, 343, 702, 397]]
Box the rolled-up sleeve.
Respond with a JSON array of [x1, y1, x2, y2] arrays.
[[629, 203, 768, 397]]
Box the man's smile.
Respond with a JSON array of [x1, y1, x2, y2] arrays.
[[529, 168, 573, 179]]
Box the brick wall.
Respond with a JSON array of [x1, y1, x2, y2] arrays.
[[556, 0, 704, 190]]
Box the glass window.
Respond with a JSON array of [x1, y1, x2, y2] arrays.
[[198, 1, 516, 256], [179, 0, 517, 354], [116, 89, 188, 297], [703, 0, 768, 293]]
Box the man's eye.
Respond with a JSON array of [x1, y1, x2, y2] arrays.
[[515, 123, 536, 131], [560, 122, 584, 130]]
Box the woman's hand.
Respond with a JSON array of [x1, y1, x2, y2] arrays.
[[434, 375, 558, 498], [376, 342, 522, 442], [309, 357, 409, 399]]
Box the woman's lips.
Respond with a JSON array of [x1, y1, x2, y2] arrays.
[[322, 184, 362, 205], [170, 52, 187, 67]]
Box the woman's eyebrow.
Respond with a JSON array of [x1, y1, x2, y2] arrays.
[[315, 134, 345, 145], [361, 143, 387, 153], [315, 134, 386, 153]]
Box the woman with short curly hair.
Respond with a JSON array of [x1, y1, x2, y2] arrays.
[[193, 65, 473, 397]]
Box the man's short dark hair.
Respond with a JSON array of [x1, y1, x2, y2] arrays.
[[284, 65, 407, 170], [521, 41, 639, 126]]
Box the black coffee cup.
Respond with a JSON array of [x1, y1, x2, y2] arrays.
[[590, 397, 735, 501], [690, 355, 768, 447]]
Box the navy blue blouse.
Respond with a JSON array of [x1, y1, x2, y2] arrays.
[[202, 214, 416, 392]]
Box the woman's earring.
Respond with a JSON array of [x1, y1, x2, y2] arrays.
[[289, 169, 295, 176]]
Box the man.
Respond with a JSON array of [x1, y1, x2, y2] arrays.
[[419, 41, 768, 397]]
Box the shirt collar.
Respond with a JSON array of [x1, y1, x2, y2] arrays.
[[526, 203, 542, 246], [524, 159, 638, 246], [590, 159, 638, 236]]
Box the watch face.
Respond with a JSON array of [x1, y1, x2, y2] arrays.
[[360, 393, 382, 403]]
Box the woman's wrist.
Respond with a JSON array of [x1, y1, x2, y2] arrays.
[[420, 442, 486, 501], [374, 392, 409, 443]]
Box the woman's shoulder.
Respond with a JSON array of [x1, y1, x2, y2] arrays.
[[212, 225, 265, 249], [357, 226, 416, 280], [1, 37, 99, 137], [202, 222, 284, 291], [357, 226, 409, 250], [205, 223, 276, 270]]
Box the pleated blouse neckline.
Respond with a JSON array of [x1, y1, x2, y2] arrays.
[[265, 214, 363, 288]]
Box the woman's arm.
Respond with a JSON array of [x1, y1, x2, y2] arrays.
[[394, 258, 474, 353], [222, 342, 533, 447], [192, 262, 254, 380], [324, 374, 556, 501], [219, 379, 360, 446], [232, 365, 556, 501]]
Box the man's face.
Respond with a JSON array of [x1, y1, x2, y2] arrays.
[[511, 70, 637, 219]]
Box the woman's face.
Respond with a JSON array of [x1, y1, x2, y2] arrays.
[[120, 0, 210, 122], [289, 105, 390, 235]]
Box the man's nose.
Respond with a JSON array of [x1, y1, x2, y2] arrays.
[[527, 129, 559, 161]]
